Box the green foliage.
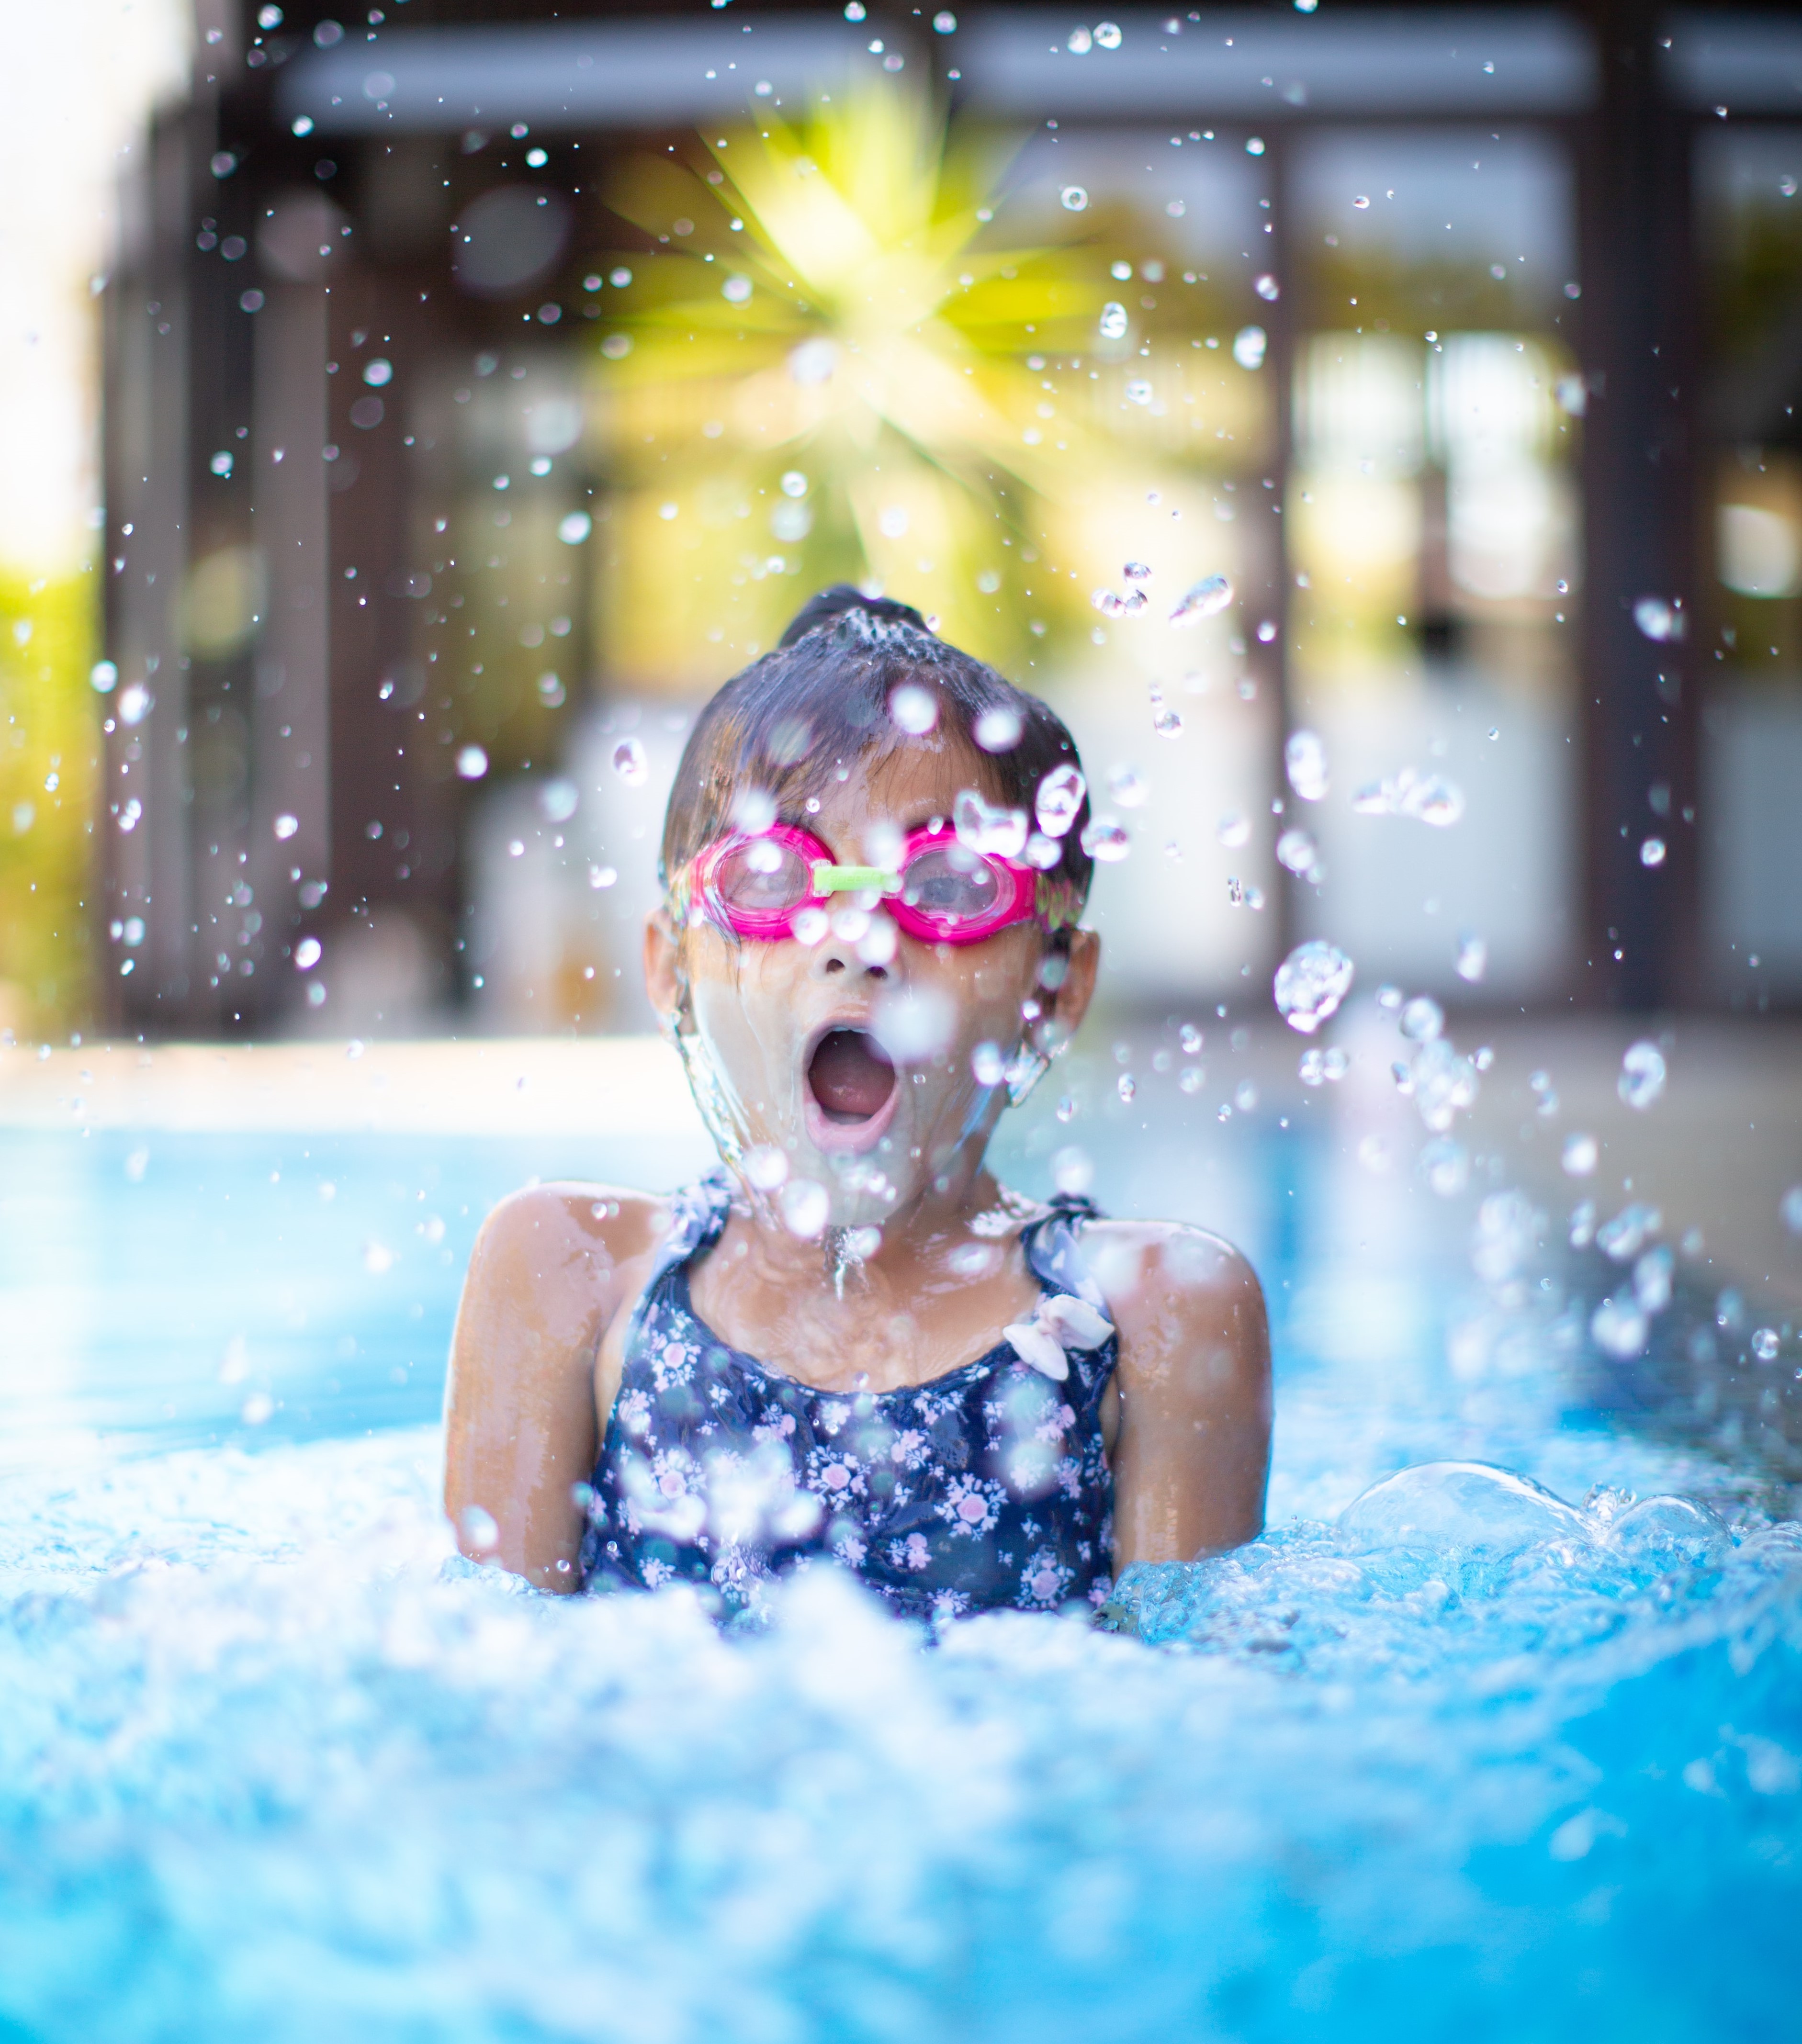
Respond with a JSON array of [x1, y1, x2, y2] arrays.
[[0, 571, 97, 1034]]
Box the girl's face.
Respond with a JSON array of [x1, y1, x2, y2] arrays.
[[644, 742, 1098, 1233]]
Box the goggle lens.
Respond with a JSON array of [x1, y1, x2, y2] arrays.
[[900, 842, 1001, 927], [711, 835, 813, 915]]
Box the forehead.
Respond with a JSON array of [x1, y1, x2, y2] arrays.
[[802, 739, 999, 836]]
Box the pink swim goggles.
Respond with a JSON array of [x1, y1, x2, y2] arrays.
[[675, 821, 1077, 947]]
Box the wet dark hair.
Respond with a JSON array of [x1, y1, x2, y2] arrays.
[[661, 586, 1093, 922]]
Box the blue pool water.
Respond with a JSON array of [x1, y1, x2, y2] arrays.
[[1, 1055, 1798, 2040]]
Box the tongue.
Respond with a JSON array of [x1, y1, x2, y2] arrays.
[[809, 1029, 897, 1123]]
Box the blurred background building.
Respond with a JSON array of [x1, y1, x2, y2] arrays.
[[3, 0, 1799, 1042]]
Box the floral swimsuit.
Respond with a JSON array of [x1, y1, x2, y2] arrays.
[[579, 1176, 1118, 1627]]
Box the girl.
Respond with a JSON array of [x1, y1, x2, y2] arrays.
[[445, 588, 1270, 1624]]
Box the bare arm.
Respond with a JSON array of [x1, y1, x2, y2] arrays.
[[442, 1185, 664, 1592], [1092, 1222, 1272, 1568]]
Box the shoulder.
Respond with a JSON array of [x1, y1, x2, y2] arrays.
[[462, 1181, 675, 1330], [472, 1180, 672, 1270], [1072, 1218, 1268, 1387]]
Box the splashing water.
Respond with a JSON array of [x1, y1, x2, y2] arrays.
[[1167, 573, 1233, 626], [2, 1100, 1800, 2039], [1273, 940, 1354, 1033]]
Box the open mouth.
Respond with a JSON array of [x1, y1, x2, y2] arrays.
[[807, 1028, 897, 1126]]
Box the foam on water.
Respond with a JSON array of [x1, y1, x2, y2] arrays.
[[1, 1416, 1798, 2042]]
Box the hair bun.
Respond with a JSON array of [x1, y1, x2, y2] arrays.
[[778, 584, 929, 648]]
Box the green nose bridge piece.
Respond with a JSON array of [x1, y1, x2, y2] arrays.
[[811, 863, 902, 896]]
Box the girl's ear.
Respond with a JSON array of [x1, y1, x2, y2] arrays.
[[643, 910, 683, 1032], [1045, 928, 1100, 1039]]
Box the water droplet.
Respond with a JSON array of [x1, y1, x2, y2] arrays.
[[1107, 764, 1147, 808], [1099, 302, 1129, 341], [362, 1237, 394, 1275], [954, 788, 1028, 858], [558, 510, 592, 545], [90, 660, 118, 694], [1125, 380, 1153, 406], [781, 1178, 830, 1239], [459, 1504, 499, 1551], [1633, 596, 1685, 643], [611, 737, 648, 785], [1067, 25, 1092, 53], [1235, 1080, 1259, 1112], [1353, 194, 1371, 210], [1168, 573, 1232, 626], [294, 936, 322, 970], [1116, 1073, 1137, 1103], [1093, 21, 1121, 47], [1218, 812, 1251, 848], [1060, 185, 1089, 211], [273, 813, 299, 840], [1591, 1296, 1648, 1359], [588, 864, 617, 889], [1400, 995, 1443, 1042], [540, 778, 578, 822], [1080, 818, 1130, 862], [1232, 326, 1267, 370], [1640, 836, 1667, 867], [722, 274, 752, 304], [1275, 826, 1315, 874], [743, 1143, 789, 1191], [456, 744, 488, 780], [890, 684, 938, 734], [1618, 1040, 1666, 1111], [1153, 707, 1184, 737], [1781, 1185, 1802, 1235], [961, 706, 1019, 758], [1562, 1133, 1598, 1177], [1122, 561, 1151, 581], [1035, 764, 1086, 839], [1454, 932, 1487, 983], [1405, 775, 1465, 828], [1420, 1137, 1469, 1197], [1752, 1326, 1781, 1363], [1254, 273, 1279, 301], [1284, 729, 1329, 802], [1052, 1145, 1093, 1195], [1273, 939, 1354, 1034]]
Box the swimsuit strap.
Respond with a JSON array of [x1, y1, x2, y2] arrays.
[[621, 1172, 734, 1354], [1019, 1193, 1111, 1314]]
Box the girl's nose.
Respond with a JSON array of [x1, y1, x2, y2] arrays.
[[812, 908, 897, 979]]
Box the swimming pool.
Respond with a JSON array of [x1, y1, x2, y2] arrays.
[[1, 1031, 1798, 2040]]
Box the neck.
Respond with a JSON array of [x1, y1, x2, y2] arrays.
[[732, 1137, 1014, 1303]]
